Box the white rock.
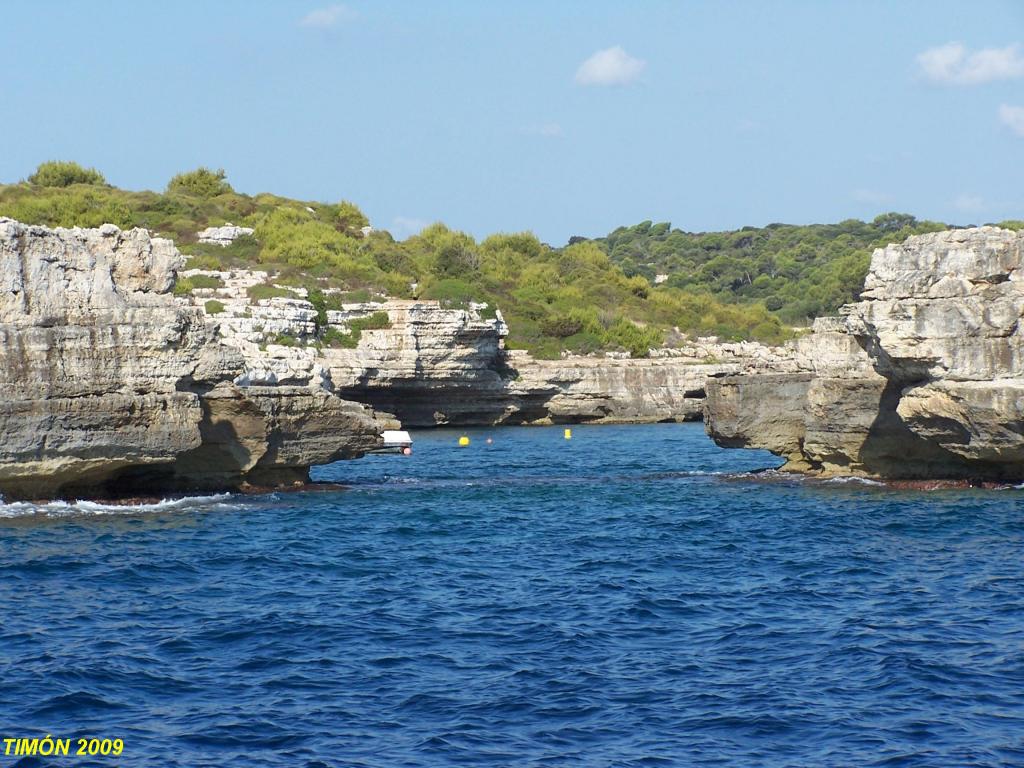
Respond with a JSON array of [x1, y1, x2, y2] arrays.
[[197, 224, 255, 246], [706, 226, 1024, 481]]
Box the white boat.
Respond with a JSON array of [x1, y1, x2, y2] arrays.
[[374, 430, 413, 454]]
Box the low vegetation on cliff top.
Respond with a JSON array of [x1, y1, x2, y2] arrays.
[[3, 161, 1004, 357], [595, 215, 951, 325]]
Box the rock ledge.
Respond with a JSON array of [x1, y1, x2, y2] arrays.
[[705, 226, 1024, 481], [0, 219, 390, 500]]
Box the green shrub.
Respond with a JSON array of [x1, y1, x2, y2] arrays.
[[215, 235, 261, 265], [308, 288, 345, 328], [184, 252, 224, 270], [349, 310, 391, 332], [0, 187, 131, 228], [421, 278, 478, 307], [340, 288, 373, 303], [173, 274, 222, 296], [370, 239, 417, 274], [274, 271, 310, 288], [27, 161, 105, 187], [435, 239, 479, 277], [603, 318, 663, 358], [322, 328, 359, 348], [180, 236, 260, 269], [188, 274, 223, 290], [413, 223, 480, 277], [335, 200, 369, 231], [540, 313, 585, 338], [562, 330, 604, 355], [272, 333, 298, 347], [167, 167, 233, 198], [173, 277, 195, 296], [250, 206, 378, 281], [247, 283, 298, 301], [320, 311, 390, 349], [527, 336, 564, 360], [204, 299, 226, 315]]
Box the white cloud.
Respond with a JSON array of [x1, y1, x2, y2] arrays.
[[916, 42, 1024, 85], [299, 4, 357, 28], [575, 46, 646, 87], [391, 216, 428, 240], [953, 194, 985, 213], [523, 123, 564, 138], [998, 104, 1024, 136], [852, 189, 894, 206]]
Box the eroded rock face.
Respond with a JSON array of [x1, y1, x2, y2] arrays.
[[182, 265, 787, 427], [0, 219, 387, 500], [499, 349, 762, 427], [705, 226, 1024, 481], [168, 383, 386, 492], [326, 301, 516, 425]]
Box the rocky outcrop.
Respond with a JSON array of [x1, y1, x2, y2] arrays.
[[181, 268, 781, 427], [326, 302, 516, 425], [499, 345, 778, 426], [705, 227, 1024, 481], [197, 224, 254, 246], [333, 339, 749, 427], [0, 219, 389, 500]]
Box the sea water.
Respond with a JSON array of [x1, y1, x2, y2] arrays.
[[1, 423, 1022, 766]]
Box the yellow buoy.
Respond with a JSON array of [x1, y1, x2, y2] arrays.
[[564, 428, 572, 440], [458, 435, 470, 446]]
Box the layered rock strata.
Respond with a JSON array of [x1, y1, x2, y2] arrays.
[[705, 227, 1024, 481], [0, 219, 388, 500], [499, 350, 765, 426], [183, 269, 779, 427]]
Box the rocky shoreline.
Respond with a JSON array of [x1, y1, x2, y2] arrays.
[[705, 226, 1024, 483], [0, 217, 779, 500], [3, 216, 1022, 499], [0, 219, 390, 500], [177, 266, 781, 428]]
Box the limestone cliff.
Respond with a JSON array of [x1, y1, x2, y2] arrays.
[[326, 307, 764, 426], [0, 219, 389, 500], [705, 227, 1024, 481], [182, 269, 779, 427], [499, 346, 776, 426]]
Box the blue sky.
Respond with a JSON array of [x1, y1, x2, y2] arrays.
[[2, 1, 1022, 243]]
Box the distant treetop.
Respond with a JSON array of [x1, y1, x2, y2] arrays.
[[0, 163, 961, 355], [872, 212, 918, 232], [166, 167, 234, 198], [27, 161, 106, 187], [596, 214, 947, 324]]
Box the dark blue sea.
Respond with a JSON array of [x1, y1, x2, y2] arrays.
[[1, 423, 1023, 767]]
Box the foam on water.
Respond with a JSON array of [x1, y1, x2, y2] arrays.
[[0, 493, 237, 518], [822, 475, 886, 486]]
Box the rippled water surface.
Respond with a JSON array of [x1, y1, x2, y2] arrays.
[[2, 424, 1023, 767]]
